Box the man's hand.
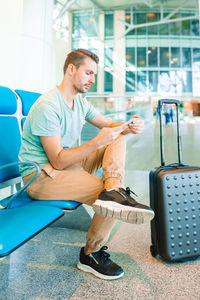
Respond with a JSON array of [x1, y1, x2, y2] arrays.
[[94, 124, 126, 148], [126, 115, 144, 134], [40, 122, 126, 170]]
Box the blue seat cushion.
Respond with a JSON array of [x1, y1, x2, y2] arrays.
[[0, 205, 64, 257], [0, 190, 81, 210]]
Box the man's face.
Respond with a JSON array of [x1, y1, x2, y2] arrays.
[[72, 57, 97, 93]]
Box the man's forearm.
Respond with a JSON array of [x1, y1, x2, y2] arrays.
[[55, 139, 99, 170]]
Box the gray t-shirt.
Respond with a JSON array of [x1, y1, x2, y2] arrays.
[[19, 88, 99, 177]]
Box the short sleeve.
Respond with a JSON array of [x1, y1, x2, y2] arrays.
[[83, 98, 99, 121], [30, 102, 61, 136]]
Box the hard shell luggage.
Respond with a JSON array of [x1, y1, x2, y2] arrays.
[[149, 99, 200, 261]]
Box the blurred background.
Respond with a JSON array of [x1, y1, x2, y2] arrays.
[[1, 0, 200, 118]]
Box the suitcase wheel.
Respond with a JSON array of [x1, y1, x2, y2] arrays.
[[150, 245, 158, 257]]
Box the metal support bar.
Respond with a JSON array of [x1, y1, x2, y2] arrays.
[[55, 0, 78, 20], [165, 0, 192, 20], [143, 0, 153, 8]]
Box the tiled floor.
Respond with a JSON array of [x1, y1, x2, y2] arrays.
[[1, 118, 200, 299]]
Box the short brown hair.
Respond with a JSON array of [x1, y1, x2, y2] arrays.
[[63, 49, 99, 74]]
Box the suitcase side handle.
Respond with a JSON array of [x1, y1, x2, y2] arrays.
[[158, 99, 183, 166]]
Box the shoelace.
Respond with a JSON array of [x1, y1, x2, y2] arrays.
[[125, 187, 138, 198], [97, 246, 110, 264]]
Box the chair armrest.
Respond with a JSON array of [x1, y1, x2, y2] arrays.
[[0, 162, 41, 208]]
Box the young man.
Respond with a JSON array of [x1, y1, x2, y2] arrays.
[[19, 49, 154, 280]]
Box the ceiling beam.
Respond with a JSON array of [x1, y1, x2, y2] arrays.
[[143, 0, 153, 8], [55, 0, 78, 20], [89, 0, 104, 10], [164, 0, 193, 20]]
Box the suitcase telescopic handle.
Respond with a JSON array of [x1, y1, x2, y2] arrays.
[[158, 99, 183, 166], [159, 99, 180, 106]]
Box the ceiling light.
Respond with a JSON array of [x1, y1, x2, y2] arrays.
[[126, 55, 132, 60], [147, 13, 155, 18], [126, 15, 131, 20]]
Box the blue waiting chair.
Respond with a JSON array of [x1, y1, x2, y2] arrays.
[[0, 204, 64, 258], [0, 86, 64, 258], [0, 86, 81, 211], [15, 89, 42, 128]]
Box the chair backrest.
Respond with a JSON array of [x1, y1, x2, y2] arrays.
[[15, 89, 41, 128], [0, 86, 21, 183]]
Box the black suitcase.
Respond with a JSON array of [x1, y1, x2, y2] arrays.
[[149, 99, 200, 261]]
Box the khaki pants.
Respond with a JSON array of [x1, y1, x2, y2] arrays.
[[23, 135, 126, 251]]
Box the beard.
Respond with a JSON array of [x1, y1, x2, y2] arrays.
[[73, 83, 89, 94], [73, 84, 89, 94]]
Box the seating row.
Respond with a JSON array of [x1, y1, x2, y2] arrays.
[[0, 86, 81, 258]]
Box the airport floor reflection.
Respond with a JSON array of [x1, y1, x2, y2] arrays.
[[126, 117, 200, 173]]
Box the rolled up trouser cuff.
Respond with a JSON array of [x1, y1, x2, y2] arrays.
[[102, 171, 123, 183]]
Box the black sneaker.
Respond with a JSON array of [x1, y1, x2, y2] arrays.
[[77, 246, 124, 280], [92, 187, 154, 224]]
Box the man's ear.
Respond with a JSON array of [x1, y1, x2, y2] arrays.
[[67, 63, 76, 76]]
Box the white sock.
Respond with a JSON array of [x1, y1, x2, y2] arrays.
[[106, 187, 120, 192]]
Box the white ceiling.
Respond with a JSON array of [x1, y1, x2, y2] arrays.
[[56, 0, 198, 12]]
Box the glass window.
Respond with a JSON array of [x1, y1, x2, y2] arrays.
[[72, 13, 98, 38], [169, 15, 181, 35], [182, 48, 191, 68], [159, 71, 170, 92], [184, 71, 192, 92], [192, 49, 200, 96], [88, 15, 98, 37], [105, 13, 113, 37], [182, 20, 191, 35], [104, 48, 113, 92], [160, 47, 169, 67], [191, 19, 199, 36], [179, 70, 192, 93], [159, 23, 169, 35], [136, 13, 147, 35], [104, 48, 113, 68], [126, 71, 136, 92], [171, 48, 180, 67], [104, 71, 113, 92], [72, 15, 84, 38], [88, 75, 97, 92], [137, 47, 146, 67], [159, 71, 192, 95], [86, 48, 98, 93], [148, 47, 158, 67], [147, 12, 159, 35], [170, 71, 183, 94], [126, 47, 135, 68], [159, 13, 169, 35], [193, 48, 200, 63], [193, 71, 200, 96], [137, 71, 147, 92], [149, 71, 158, 92], [125, 12, 136, 35]]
